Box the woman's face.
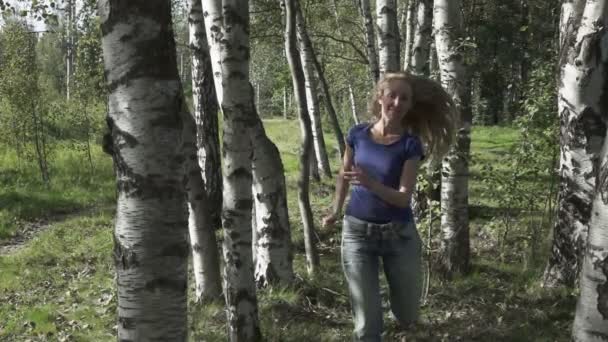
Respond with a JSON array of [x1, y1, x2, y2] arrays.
[[377, 80, 413, 123]]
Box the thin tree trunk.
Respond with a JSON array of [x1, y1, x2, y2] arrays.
[[359, 0, 380, 83], [403, 0, 417, 70], [377, 0, 401, 75], [188, 0, 223, 302], [189, 0, 223, 231], [99, 0, 189, 339], [348, 83, 360, 125], [434, 0, 471, 277], [296, 7, 332, 177], [202, 0, 262, 340], [311, 48, 346, 159], [283, 87, 288, 119], [408, 0, 433, 76], [543, 0, 600, 288], [284, 0, 320, 275]]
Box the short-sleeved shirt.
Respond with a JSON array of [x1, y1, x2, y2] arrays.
[[344, 123, 424, 224]]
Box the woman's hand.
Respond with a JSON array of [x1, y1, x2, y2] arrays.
[[343, 166, 375, 189], [322, 212, 339, 228]]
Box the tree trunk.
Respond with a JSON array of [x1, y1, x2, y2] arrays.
[[99, 0, 189, 339], [284, 87, 288, 119], [296, 8, 332, 177], [377, 0, 401, 75], [189, 0, 223, 231], [571, 6, 608, 333], [434, 0, 471, 277], [573, 135, 608, 341], [359, 0, 380, 83], [284, 0, 320, 275], [403, 0, 417, 70], [188, 0, 223, 303], [408, 0, 433, 76], [543, 0, 603, 288], [202, 0, 262, 340], [311, 46, 346, 159], [245, 85, 296, 288], [348, 83, 360, 125]]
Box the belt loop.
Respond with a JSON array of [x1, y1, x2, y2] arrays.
[[366, 224, 372, 237]]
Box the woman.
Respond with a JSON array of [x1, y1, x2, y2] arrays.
[[322, 72, 457, 341]]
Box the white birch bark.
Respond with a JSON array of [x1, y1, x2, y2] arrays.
[[284, 0, 320, 275], [250, 99, 295, 287], [434, 0, 471, 276], [188, 0, 222, 303], [408, 0, 433, 76], [201, 0, 261, 340], [99, 0, 189, 339], [573, 134, 608, 341], [296, 8, 332, 178], [349, 83, 360, 125], [403, 0, 417, 70], [359, 0, 380, 83], [544, 0, 604, 288], [377, 0, 401, 74]]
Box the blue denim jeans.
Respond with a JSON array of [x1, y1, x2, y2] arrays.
[[341, 215, 422, 342]]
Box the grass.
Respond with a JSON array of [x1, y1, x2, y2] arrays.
[[0, 120, 574, 341]]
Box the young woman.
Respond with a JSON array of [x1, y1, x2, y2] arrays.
[[322, 72, 457, 341]]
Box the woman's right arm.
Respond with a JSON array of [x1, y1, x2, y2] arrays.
[[322, 145, 354, 227]]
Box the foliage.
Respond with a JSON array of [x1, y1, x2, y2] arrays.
[[475, 62, 558, 266]]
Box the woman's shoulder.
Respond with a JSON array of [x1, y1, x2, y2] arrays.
[[348, 123, 371, 136]]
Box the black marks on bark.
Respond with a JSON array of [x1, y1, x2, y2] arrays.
[[118, 316, 137, 330], [161, 242, 189, 259], [597, 254, 608, 318], [144, 277, 187, 293], [114, 236, 139, 270], [192, 243, 201, 253]]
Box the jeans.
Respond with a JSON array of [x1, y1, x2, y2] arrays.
[[341, 215, 422, 342]]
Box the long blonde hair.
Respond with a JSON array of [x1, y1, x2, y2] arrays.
[[367, 72, 458, 160]]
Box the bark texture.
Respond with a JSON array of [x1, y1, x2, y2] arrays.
[[409, 0, 433, 76], [543, 0, 601, 288], [377, 0, 401, 74], [571, 3, 608, 338], [284, 0, 320, 275], [202, 0, 261, 340], [434, 0, 472, 277], [189, 0, 223, 231], [296, 8, 332, 177], [188, 0, 222, 303], [99, 1, 189, 339], [359, 0, 380, 83]]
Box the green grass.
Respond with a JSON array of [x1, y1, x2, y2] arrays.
[[0, 120, 573, 341], [0, 144, 115, 240]]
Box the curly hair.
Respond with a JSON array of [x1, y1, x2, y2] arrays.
[[366, 72, 458, 160]]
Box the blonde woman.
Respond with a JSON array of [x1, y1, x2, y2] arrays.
[[322, 72, 457, 341]]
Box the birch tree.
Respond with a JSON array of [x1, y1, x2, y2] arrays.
[[187, 0, 222, 303], [296, 6, 332, 177], [189, 0, 223, 232], [359, 0, 380, 83], [571, 6, 608, 336], [284, 0, 320, 275], [408, 0, 433, 76], [403, 0, 417, 70], [377, 0, 400, 74], [99, 0, 189, 339], [249, 85, 295, 287], [434, 0, 471, 276], [543, 0, 595, 288], [202, 0, 261, 339]]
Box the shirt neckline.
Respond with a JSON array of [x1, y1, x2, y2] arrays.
[[364, 124, 408, 147]]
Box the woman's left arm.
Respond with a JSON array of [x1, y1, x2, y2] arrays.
[[343, 157, 420, 208]]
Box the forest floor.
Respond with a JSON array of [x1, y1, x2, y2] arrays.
[[0, 120, 575, 341]]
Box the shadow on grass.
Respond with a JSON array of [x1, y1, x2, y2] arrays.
[[0, 191, 83, 218]]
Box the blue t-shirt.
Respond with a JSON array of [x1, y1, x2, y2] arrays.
[[344, 123, 424, 224]]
